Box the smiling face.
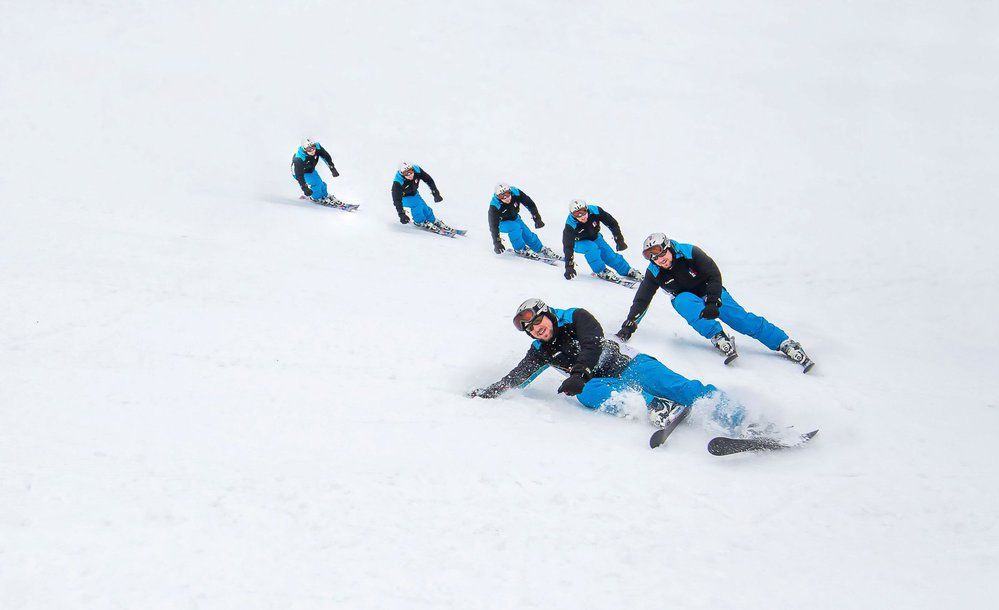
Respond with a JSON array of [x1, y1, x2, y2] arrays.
[[651, 248, 674, 269], [526, 314, 555, 342], [572, 209, 589, 223], [304, 145, 317, 156], [402, 169, 416, 180], [498, 192, 512, 204]]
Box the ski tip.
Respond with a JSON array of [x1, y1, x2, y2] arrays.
[[724, 353, 739, 365], [803, 429, 819, 440], [802, 361, 815, 373]]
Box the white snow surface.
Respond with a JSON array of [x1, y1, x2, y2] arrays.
[[3, 2, 998, 608]]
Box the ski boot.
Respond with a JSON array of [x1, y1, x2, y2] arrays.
[[779, 339, 815, 373], [539, 246, 562, 260], [515, 247, 541, 259], [432, 219, 454, 233], [648, 397, 684, 428], [711, 330, 738, 364], [594, 268, 622, 282], [626, 268, 643, 281]]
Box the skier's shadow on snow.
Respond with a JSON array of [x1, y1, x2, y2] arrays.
[[257, 195, 327, 210]]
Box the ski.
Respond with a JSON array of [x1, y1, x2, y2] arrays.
[[300, 195, 360, 212], [506, 250, 562, 267], [649, 404, 692, 449], [591, 272, 640, 289], [707, 429, 819, 456]]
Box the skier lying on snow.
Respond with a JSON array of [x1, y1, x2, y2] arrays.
[[562, 200, 642, 283], [488, 183, 560, 260], [291, 138, 340, 203], [467, 298, 747, 432], [391, 162, 454, 232], [616, 233, 814, 371]]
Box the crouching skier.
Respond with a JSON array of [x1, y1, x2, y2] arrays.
[[616, 233, 814, 372], [489, 183, 561, 260], [292, 138, 341, 204], [562, 200, 642, 283], [467, 298, 747, 434], [392, 162, 454, 232]]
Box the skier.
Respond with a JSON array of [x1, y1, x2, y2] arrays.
[[467, 298, 747, 431], [489, 183, 560, 259], [392, 162, 451, 231], [615, 233, 814, 371], [291, 138, 340, 203], [562, 200, 641, 282]]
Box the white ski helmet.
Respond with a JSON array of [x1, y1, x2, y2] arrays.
[[642, 232, 672, 259], [301, 137, 317, 149], [494, 183, 512, 197], [513, 298, 551, 332], [398, 161, 415, 174], [569, 199, 589, 214]]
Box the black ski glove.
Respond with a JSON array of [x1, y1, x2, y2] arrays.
[[302, 185, 313, 197], [564, 265, 577, 280], [700, 299, 721, 320], [399, 213, 411, 225], [328, 165, 340, 177], [493, 240, 506, 254], [614, 236, 627, 251], [616, 320, 637, 341], [467, 385, 504, 399], [558, 365, 591, 396], [534, 217, 545, 229], [432, 191, 444, 203]]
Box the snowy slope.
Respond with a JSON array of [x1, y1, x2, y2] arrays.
[[2, 1, 998, 609]]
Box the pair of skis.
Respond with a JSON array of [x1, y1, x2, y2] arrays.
[[508, 252, 639, 289], [506, 249, 564, 267], [649, 405, 818, 456], [591, 271, 640, 289], [414, 223, 467, 238]]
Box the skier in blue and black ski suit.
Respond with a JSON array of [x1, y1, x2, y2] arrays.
[[467, 299, 746, 431], [488, 184, 558, 258], [615, 233, 814, 371], [291, 138, 339, 201], [562, 200, 640, 281], [392, 162, 444, 227]]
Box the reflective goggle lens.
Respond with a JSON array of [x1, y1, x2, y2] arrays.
[[643, 244, 667, 260], [513, 309, 542, 332]]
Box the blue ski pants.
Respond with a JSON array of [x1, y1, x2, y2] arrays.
[[574, 234, 631, 275], [499, 216, 543, 252], [575, 354, 745, 430], [671, 289, 789, 351], [402, 193, 436, 224], [300, 171, 328, 200]]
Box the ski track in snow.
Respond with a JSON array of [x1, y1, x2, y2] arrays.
[[3, 1, 999, 609]]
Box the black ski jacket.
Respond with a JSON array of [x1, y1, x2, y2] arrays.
[[623, 241, 724, 331], [291, 145, 337, 191], [561, 205, 624, 262], [488, 187, 542, 242], [483, 307, 632, 396], [391, 165, 439, 215]]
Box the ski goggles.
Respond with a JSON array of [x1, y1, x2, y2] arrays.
[[642, 244, 672, 261], [513, 309, 545, 332], [571, 209, 589, 220]]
